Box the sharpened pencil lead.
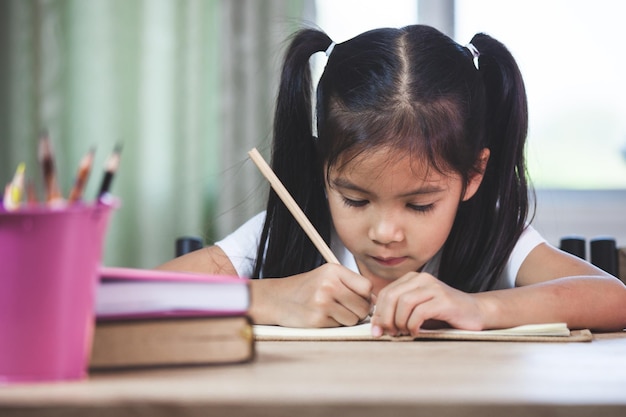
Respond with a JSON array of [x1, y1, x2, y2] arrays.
[[97, 143, 123, 201]]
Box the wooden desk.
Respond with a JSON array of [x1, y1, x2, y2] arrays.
[[1, 332, 625, 417]]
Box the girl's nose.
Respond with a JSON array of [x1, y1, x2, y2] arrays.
[[368, 212, 404, 245]]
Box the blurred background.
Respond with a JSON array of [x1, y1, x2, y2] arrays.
[[1, 0, 625, 268]]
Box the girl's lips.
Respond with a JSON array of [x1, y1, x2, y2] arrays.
[[372, 256, 407, 267]]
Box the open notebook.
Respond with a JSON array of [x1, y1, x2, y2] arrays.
[[254, 322, 593, 343]]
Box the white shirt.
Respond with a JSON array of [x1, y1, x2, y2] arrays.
[[215, 211, 546, 289]]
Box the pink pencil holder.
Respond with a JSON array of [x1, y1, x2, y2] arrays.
[[0, 202, 116, 384]]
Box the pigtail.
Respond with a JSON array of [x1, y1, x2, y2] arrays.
[[443, 33, 531, 291], [253, 29, 334, 278], [472, 33, 529, 210]]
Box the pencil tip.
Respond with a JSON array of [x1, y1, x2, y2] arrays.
[[104, 143, 123, 171]]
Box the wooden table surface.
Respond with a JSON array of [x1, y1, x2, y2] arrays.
[[1, 332, 625, 417]]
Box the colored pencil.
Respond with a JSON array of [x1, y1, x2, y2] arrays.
[[68, 147, 95, 203], [97, 144, 122, 200], [3, 163, 25, 211], [38, 132, 64, 205]]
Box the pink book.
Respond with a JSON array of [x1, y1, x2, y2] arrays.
[[96, 267, 250, 320]]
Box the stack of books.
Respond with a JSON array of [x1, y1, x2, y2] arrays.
[[90, 267, 253, 370]]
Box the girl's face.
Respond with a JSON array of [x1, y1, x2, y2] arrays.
[[325, 147, 486, 293]]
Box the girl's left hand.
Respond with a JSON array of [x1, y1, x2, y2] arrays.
[[370, 272, 487, 337]]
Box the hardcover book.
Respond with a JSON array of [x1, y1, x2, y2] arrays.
[[91, 316, 254, 369], [91, 267, 253, 369], [96, 267, 249, 318]]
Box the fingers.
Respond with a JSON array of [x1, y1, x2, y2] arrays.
[[371, 273, 452, 337], [297, 263, 374, 327], [337, 265, 374, 300], [371, 275, 425, 336], [393, 291, 434, 333], [330, 265, 374, 325], [319, 277, 372, 326]]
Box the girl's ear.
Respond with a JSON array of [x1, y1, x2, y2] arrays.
[[462, 148, 490, 201]]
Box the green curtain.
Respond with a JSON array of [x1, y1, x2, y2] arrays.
[[0, 0, 312, 268]]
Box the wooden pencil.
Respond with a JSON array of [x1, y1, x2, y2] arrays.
[[248, 148, 339, 265], [38, 132, 63, 204], [97, 144, 122, 200], [68, 147, 95, 203], [3, 163, 25, 210]]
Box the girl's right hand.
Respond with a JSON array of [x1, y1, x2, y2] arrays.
[[249, 263, 373, 328]]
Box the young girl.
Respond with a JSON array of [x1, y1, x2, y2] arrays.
[[159, 25, 626, 336]]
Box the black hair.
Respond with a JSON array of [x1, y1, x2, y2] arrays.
[[253, 25, 531, 292]]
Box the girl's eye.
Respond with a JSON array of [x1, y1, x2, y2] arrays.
[[407, 203, 434, 213], [342, 197, 369, 208]]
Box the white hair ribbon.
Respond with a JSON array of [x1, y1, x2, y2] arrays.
[[466, 43, 480, 70], [325, 42, 336, 58]]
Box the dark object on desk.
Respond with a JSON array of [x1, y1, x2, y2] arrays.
[[590, 237, 618, 277], [90, 315, 254, 369], [176, 236, 203, 257], [559, 236, 586, 259]]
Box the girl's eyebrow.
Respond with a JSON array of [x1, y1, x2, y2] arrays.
[[330, 177, 445, 197]]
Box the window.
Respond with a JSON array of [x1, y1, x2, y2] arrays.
[[315, 0, 418, 42], [316, 0, 626, 189], [314, 0, 626, 246], [456, 0, 626, 189], [313, 0, 418, 89]]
